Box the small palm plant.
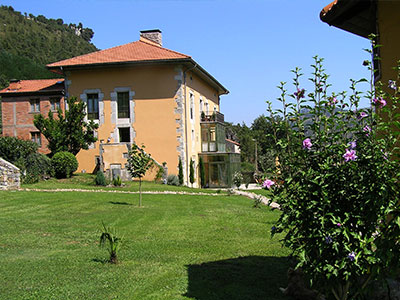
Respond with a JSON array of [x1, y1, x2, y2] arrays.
[[99, 222, 122, 264]]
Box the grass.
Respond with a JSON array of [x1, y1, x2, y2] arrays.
[[0, 189, 291, 300], [22, 173, 224, 194]]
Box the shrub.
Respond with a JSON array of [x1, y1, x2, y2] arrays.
[[167, 174, 179, 186], [189, 158, 195, 186], [199, 157, 205, 188], [24, 153, 52, 183], [178, 157, 184, 185], [95, 170, 107, 186], [0, 136, 38, 163], [112, 175, 122, 187], [268, 47, 400, 299], [232, 171, 243, 189], [154, 165, 164, 182], [51, 151, 78, 178], [99, 222, 122, 264]]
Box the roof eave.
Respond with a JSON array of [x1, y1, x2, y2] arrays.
[[320, 0, 376, 38], [0, 89, 64, 97]]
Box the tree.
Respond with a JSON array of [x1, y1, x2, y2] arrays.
[[126, 143, 153, 207], [33, 97, 98, 156], [178, 157, 184, 185], [189, 158, 195, 187], [199, 157, 205, 188]]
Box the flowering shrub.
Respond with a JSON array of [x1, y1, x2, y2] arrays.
[[268, 45, 400, 299]]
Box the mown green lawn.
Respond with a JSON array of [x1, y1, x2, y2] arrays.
[[0, 189, 290, 300], [22, 173, 224, 194]]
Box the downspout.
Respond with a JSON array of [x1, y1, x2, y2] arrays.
[[183, 63, 197, 185]]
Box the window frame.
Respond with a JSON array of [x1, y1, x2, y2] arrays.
[[30, 98, 40, 113], [117, 91, 130, 119], [50, 97, 61, 111], [31, 132, 41, 146], [86, 93, 99, 120]]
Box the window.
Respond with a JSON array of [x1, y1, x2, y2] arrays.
[[31, 132, 41, 146], [30, 99, 40, 112], [50, 97, 61, 111], [119, 127, 130, 143], [199, 99, 203, 114], [190, 93, 194, 120], [87, 93, 99, 120], [117, 92, 130, 118], [205, 102, 209, 115]]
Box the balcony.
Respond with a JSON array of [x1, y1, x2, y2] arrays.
[[200, 111, 224, 123]]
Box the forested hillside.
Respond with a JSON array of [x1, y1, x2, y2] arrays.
[[0, 5, 98, 89]]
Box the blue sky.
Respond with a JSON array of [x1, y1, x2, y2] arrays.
[[4, 0, 371, 125]]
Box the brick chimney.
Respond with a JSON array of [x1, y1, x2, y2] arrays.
[[140, 29, 162, 47], [8, 79, 21, 91]]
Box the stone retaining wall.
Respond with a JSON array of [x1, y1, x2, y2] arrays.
[[0, 158, 21, 190]]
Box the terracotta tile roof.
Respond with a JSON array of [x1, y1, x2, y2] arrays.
[[47, 40, 191, 68], [321, 0, 338, 18], [0, 79, 64, 94]]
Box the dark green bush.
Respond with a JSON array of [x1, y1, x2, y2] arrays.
[[24, 153, 52, 183], [0, 136, 38, 163], [167, 174, 179, 186], [95, 170, 107, 186], [51, 151, 78, 178], [112, 175, 122, 187], [178, 157, 184, 185]]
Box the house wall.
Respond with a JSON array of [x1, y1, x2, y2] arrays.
[[377, 1, 400, 86], [67, 64, 184, 180], [1, 94, 64, 153], [184, 71, 220, 187]]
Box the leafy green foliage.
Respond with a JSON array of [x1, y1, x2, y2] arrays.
[[166, 174, 179, 186], [0, 136, 38, 162], [0, 136, 50, 183], [24, 153, 52, 183], [232, 171, 243, 189], [0, 5, 97, 89], [34, 97, 99, 156], [51, 151, 78, 179], [199, 157, 205, 188], [99, 222, 122, 264], [269, 47, 400, 299], [178, 157, 184, 186], [189, 158, 195, 186], [95, 170, 107, 186], [112, 176, 122, 187], [127, 144, 153, 207]]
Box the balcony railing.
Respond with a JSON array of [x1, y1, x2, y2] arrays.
[[200, 111, 224, 123]]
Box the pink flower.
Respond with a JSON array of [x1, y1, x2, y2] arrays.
[[358, 112, 368, 119], [343, 149, 357, 162], [303, 138, 312, 150], [327, 97, 338, 106], [262, 179, 275, 189], [373, 97, 387, 108], [363, 125, 371, 136], [337, 223, 342, 227], [294, 88, 305, 99]]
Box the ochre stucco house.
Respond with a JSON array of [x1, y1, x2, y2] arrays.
[[0, 78, 64, 153], [320, 0, 400, 86], [44, 29, 239, 187]]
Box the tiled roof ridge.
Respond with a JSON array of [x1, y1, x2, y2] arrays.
[[138, 39, 191, 59], [46, 41, 135, 66], [47, 40, 190, 67]]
